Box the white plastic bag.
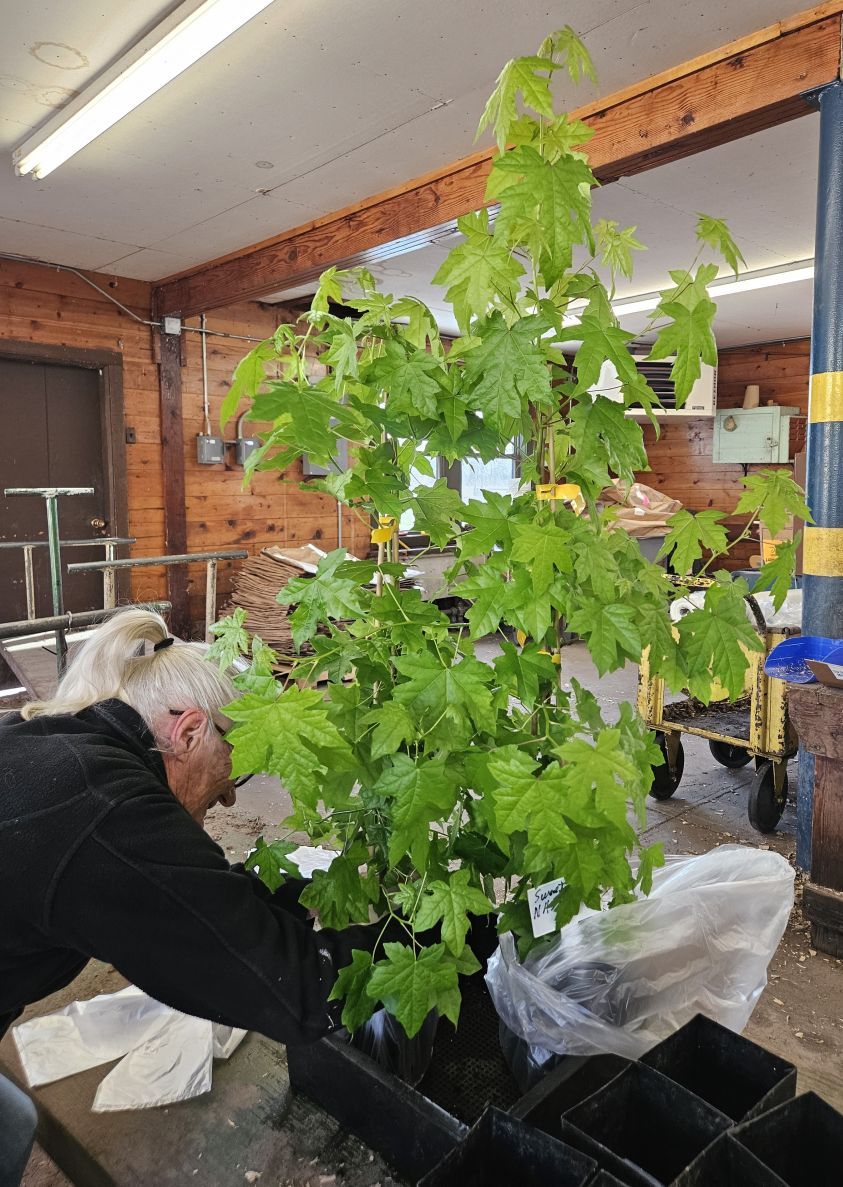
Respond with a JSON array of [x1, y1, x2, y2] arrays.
[[13, 985, 245, 1111], [486, 846, 794, 1066]]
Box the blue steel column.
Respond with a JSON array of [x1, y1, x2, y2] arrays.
[[798, 79, 843, 869]]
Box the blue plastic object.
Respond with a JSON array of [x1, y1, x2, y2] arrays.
[[764, 636, 843, 683]]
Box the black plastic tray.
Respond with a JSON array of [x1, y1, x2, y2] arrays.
[[731, 1091, 843, 1186], [641, 1013, 797, 1123]]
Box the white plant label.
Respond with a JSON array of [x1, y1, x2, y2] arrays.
[[528, 877, 564, 938]]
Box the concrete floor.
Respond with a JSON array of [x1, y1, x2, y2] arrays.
[[20, 643, 843, 1186]]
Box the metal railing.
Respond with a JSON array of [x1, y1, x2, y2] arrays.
[[0, 537, 136, 619], [67, 550, 248, 641]]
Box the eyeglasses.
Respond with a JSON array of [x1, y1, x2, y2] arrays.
[[168, 709, 253, 789]]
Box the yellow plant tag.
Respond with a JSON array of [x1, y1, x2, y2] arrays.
[[370, 515, 398, 544]]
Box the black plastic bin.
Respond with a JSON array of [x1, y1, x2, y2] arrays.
[[560, 1063, 732, 1186], [511, 1053, 630, 1136], [674, 1132, 788, 1186], [417, 1106, 597, 1186], [731, 1091, 843, 1186], [590, 1174, 632, 1187], [641, 1014, 797, 1122]]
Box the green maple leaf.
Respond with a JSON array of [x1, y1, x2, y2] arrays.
[[392, 652, 495, 743], [221, 339, 275, 429], [459, 490, 521, 556], [409, 479, 464, 548], [250, 381, 341, 464], [492, 146, 594, 285], [329, 949, 376, 1033], [539, 25, 597, 84], [636, 604, 687, 692], [413, 869, 492, 956], [572, 316, 639, 394], [648, 298, 718, 404], [310, 266, 345, 315], [658, 509, 729, 575], [207, 607, 250, 670], [321, 317, 360, 387], [637, 842, 666, 896], [225, 685, 351, 805], [567, 602, 642, 674], [367, 942, 461, 1036], [696, 214, 746, 278], [501, 567, 554, 641], [433, 210, 525, 332], [458, 564, 508, 639], [477, 56, 560, 150], [569, 397, 647, 486], [299, 855, 380, 930], [487, 748, 576, 852], [753, 534, 800, 611], [494, 640, 561, 703], [659, 264, 720, 313], [365, 340, 444, 418], [678, 585, 763, 700], [391, 297, 443, 355], [373, 754, 460, 867], [735, 469, 812, 538], [510, 522, 573, 595], [366, 701, 417, 760], [557, 729, 639, 828], [245, 836, 301, 892], [278, 549, 369, 647], [463, 312, 551, 430], [595, 220, 645, 283]]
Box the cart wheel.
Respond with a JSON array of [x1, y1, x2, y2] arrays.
[[748, 761, 787, 833], [650, 734, 685, 800], [709, 740, 753, 769]]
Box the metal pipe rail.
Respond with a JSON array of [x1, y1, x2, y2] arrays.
[[0, 602, 172, 642], [67, 550, 248, 641], [0, 538, 137, 621]]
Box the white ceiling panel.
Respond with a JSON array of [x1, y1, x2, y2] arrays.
[[0, 0, 824, 283]]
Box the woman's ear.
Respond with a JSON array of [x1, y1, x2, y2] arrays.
[[170, 707, 209, 754]]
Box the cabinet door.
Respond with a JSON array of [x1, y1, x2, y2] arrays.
[[714, 410, 777, 463]]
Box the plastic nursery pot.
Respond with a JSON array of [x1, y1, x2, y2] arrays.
[[349, 1007, 439, 1087], [417, 1105, 597, 1187], [560, 1063, 731, 1187], [674, 1133, 789, 1186], [640, 1013, 797, 1122], [731, 1091, 843, 1187], [510, 1053, 631, 1134]]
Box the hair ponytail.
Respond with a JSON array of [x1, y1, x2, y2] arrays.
[[21, 607, 237, 730]]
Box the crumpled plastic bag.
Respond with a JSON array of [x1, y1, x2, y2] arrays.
[[486, 846, 794, 1073], [13, 985, 245, 1111]]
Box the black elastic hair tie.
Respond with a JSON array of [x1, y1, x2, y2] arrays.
[[153, 637, 175, 653]]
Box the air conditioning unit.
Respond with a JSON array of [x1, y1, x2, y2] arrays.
[[589, 357, 717, 418]]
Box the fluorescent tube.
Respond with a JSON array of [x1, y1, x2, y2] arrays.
[[14, 0, 276, 179], [611, 261, 815, 320]]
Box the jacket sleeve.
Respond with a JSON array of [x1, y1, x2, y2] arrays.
[[46, 787, 390, 1046]]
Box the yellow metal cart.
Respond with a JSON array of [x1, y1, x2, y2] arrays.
[[637, 580, 800, 833]]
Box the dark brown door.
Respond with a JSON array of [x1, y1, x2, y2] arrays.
[[0, 359, 109, 623]]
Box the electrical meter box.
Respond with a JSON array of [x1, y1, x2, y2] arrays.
[[196, 434, 225, 464], [235, 437, 261, 467], [713, 406, 800, 464]]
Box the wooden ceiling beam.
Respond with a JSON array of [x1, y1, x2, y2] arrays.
[[153, 6, 842, 318]]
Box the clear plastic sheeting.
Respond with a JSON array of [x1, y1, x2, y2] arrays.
[[13, 985, 245, 1111], [486, 847, 794, 1066]]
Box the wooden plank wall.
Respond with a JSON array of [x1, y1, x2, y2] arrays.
[[179, 301, 368, 626], [637, 339, 810, 567], [0, 261, 367, 633]]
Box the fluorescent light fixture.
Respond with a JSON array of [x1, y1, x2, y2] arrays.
[[611, 260, 815, 320], [14, 0, 276, 179]]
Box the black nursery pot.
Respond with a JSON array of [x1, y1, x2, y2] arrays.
[[511, 1052, 631, 1136], [640, 1013, 797, 1122], [417, 1106, 597, 1187], [560, 1063, 732, 1187], [674, 1132, 789, 1186], [731, 1091, 843, 1187]]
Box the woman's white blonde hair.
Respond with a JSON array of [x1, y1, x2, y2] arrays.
[[21, 606, 237, 734]]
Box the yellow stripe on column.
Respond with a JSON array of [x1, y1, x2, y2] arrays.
[[803, 526, 843, 575], [810, 372, 843, 423]]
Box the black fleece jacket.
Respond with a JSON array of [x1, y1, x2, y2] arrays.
[[0, 699, 384, 1044]]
